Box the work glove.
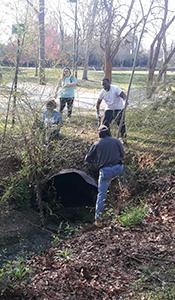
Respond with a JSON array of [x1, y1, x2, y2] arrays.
[[96, 112, 101, 120], [96, 112, 102, 126]]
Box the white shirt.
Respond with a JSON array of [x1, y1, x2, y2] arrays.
[[98, 85, 125, 110]]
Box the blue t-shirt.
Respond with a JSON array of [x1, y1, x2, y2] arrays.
[[43, 110, 62, 127], [60, 75, 77, 98]]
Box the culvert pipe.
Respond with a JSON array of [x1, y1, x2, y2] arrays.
[[42, 169, 97, 208]]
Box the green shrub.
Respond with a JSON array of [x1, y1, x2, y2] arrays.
[[0, 257, 31, 287], [52, 221, 80, 244], [138, 287, 175, 300], [118, 206, 148, 227], [55, 248, 71, 260], [1, 177, 32, 209]]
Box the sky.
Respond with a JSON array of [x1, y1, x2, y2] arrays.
[[0, 0, 175, 49], [0, 0, 74, 43]]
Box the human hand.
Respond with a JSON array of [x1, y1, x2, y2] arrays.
[[96, 112, 101, 120]]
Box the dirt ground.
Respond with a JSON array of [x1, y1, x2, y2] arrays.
[[0, 116, 175, 299], [0, 174, 174, 300]]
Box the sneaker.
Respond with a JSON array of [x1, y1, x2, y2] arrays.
[[120, 135, 127, 145], [95, 219, 103, 227], [66, 117, 71, 124], [119, 138, 124, 144], [122, 137, 128, 145]]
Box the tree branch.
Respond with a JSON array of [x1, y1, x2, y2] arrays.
[[26, 0, 39, 14]]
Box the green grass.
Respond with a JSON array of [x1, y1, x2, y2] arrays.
[[55, 248, 71, 260], [2, 66, 175, 90], [1, 66, 175, 96], [125, 103, 175, 175], [133, 267, 175, 300], [0, 257, 31, 286], [118, 205, 148, 227]]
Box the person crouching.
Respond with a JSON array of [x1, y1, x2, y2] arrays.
[[43, 99, 62, 144]]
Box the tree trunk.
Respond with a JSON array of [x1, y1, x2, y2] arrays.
[[162, 36, 167, 83], [82, 64, 88, 80], [35, 63, 38, 77], [12, 37, 20, 127], [147, 68, 155, 98], [39, 0, 46, 85], [104, 51, 112, 82], [157, 46, 175, 83], [146, 0, 175, 98], [82, 46, 89, 80], [73, 0, 78, 77]]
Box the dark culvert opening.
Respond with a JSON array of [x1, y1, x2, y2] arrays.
[[42, 169, 97, 222]]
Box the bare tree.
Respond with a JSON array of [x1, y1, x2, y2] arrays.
[[26, 0, 46, 82], [49, 2, 65, 54], [25, 0, 39, 76], [38, 0, 46, 85], [78, 0, 99, 80], [162, 35, 168, 83], [98, 0, 137, 82], [117, 0, 154, 138], [147, 0, 175, 98], [156, 44, 175, 85]]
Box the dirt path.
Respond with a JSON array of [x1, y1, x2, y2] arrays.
[[0, 82, 147, 114]]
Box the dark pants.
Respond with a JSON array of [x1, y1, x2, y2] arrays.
[[60, 97, 74, 118], [102, 109, 126, 137]]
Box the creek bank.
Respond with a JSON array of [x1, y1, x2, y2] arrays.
[[0, 169, 98, 266], [0, 203, 52, 267]]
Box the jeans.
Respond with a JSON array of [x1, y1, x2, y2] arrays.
[[95, 164, 124, 220]]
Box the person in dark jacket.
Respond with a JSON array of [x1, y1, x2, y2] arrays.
[[85, 125, 124, 226]]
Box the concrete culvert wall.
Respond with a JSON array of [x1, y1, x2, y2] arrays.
[[42, 169, 97, 208]]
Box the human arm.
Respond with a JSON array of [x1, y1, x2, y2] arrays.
[[96, 98, 102, 118], [53, 111, 62, 125], [85, 144, 97, 164], [119, 90, 129, 106], [65, 82, 77, 87], [119, 91, 126, 100], [118, 140, 125, 160], [64, 76, 77, 88], [115, 86, 127, 101]]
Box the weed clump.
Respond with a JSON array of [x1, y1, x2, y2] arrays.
[[118, 205, 148, 227]]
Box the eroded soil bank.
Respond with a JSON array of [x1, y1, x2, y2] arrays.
[[0, 202, 52, 267]]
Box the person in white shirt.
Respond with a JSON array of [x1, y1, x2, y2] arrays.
[[96, 78, 127, 140]]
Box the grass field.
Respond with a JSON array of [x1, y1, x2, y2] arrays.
[[1, 66, 175, 92]]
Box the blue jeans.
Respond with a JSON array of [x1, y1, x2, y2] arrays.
[[95, 164, 124, 220]]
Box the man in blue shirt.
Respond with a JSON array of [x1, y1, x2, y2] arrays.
[[85, 125, 124, 226]]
